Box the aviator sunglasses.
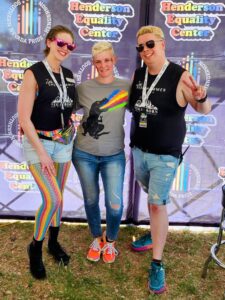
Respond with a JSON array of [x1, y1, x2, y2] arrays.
[[51, 38, 76, 51], [136, 39, 163, 53]]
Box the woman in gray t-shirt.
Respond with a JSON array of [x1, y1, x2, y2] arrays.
[[72, 41, 130, 264]]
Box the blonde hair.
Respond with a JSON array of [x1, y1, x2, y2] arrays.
[[136, 26, 164, 39], [92, 41, 115, 58]]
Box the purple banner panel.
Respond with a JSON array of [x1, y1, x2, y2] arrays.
[[0, 0, 141, 220], [134, 0, 225, 224]]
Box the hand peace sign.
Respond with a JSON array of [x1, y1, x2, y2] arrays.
[[182, 75, 206, 101]]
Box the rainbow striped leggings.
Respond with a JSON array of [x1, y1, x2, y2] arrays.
[[29, 162, 71, 241]]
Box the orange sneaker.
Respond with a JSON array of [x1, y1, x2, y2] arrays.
[[102, 241, 118, 263], [87, 238, 103, 262]]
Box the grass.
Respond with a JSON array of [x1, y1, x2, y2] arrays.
[[0, 222, 225, 299]]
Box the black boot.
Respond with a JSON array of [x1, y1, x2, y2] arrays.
[[48, 226, 70, 266], [27, 238, 46, 279]]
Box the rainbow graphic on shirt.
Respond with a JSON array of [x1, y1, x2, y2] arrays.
[[100, 89, 128, 112]]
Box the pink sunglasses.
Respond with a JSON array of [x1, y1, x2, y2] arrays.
[[51, 38, 76, 51]]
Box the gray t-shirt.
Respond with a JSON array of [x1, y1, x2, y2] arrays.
[[75, 78, 130, 156]]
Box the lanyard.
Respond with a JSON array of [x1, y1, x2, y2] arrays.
[[142, 60, 169, 106], [43, 59, 68, 128]]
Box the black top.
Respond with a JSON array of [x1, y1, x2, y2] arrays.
[[27, 61, 78, 131], [129, 62, 187, 157]]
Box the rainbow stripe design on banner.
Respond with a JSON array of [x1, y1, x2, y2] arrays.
[[17, 0, 41, 35], [180, 53, 201, 84], [100, 89, 128, 112], [172, 162, 191, 192]]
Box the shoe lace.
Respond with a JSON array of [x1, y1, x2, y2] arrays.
[[90, 239, 101, 251], [102, 243, 118, 256], [153, 268, 160, 280], [141, 233, 150, 242], [150, 265, 164, 283]]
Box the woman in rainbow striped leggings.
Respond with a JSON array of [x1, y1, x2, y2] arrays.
[[18, 25, 78, 279]]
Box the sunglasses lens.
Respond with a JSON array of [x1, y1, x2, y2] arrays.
[[136, 40, 158, 52], [67, 44, 76, 51], [56, 40, 66, 48], [136, 45, 144, 52], [54, 39, 75, 51], [146, 40, 155, 49]]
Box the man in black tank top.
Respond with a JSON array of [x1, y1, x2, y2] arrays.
[[129, 25, 211, 295]]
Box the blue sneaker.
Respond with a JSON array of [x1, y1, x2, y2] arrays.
[[131, 233, 153, 252], [148, 261, 167, 294]]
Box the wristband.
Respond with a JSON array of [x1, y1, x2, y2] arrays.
[[196, 94, 207, 103]]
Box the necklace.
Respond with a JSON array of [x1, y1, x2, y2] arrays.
[[46, 59, 60, 73], [50, 65, 60, 73]]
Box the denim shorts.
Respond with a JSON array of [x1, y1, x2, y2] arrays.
[[132, 147, 179, 205], [22, 135, 73, 165]]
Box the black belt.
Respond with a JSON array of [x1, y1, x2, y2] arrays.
[[136, 146, 180, 158], [37, 133, 53, 141], [136, 146, 153, 154]]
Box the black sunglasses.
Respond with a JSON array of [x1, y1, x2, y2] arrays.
[[136, 39, 163, 53], [52, 38, 76, 51]]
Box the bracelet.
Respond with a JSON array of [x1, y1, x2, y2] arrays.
[[196, 94, 207, 103]]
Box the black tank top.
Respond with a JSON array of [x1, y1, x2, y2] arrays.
[[129, 62, 186, 157], [28, 61, 78, 131]]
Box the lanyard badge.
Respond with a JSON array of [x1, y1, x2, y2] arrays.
[[43, 60, 68, 129], [139, 112, 147, 128], [139, 60, 169, 128]]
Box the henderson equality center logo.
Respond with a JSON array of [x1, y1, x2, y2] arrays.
[[68, 0, 134, 42], [7, 0, 51, 44], [160, 1, 225, 41], [0, 57, 36, 95]]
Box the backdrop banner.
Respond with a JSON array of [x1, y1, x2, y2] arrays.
[[0, 0, 224, 225], [134, 0, 225, 225], [0, 0, 141, 221]]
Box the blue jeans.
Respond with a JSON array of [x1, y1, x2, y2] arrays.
[[72, 148, 125, 241], [132, 147, 179, 205]]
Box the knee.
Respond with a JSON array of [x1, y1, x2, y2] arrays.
[[108, 197, 123, 216], [53, 201, 61, 212], [111, 203, 122, 214], [150, 204, 165, 214], [51, 196, 62, 211], [84, 196, 98, 207], [83, 187, 99, 207]]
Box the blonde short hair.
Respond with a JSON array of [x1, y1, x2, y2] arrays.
[[136, 26, 164, 39], [92, 41, 115, 58]]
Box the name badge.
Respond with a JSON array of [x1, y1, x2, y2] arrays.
[[139, 113, 147, 128], [66, 77, 75, 83]]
